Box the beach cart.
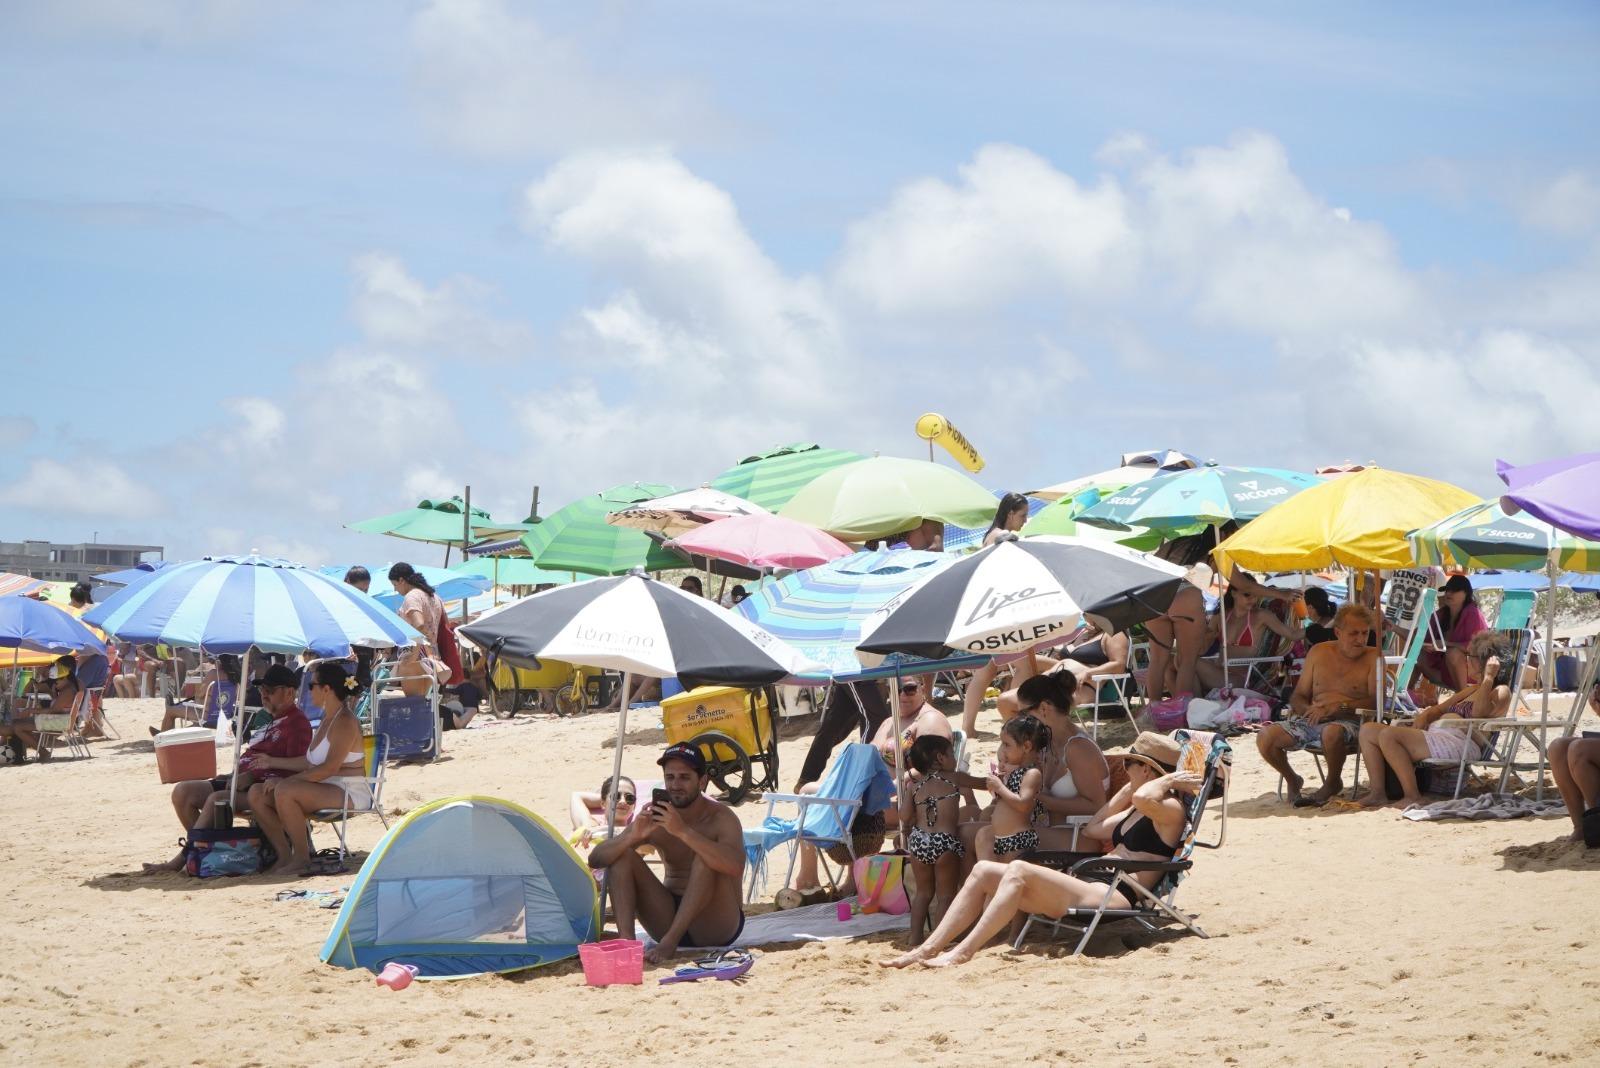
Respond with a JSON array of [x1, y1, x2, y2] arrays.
[[660, 684, 779, 805], [489, 656, 591, 717]]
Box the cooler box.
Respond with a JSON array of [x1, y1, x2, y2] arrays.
[[154, 726, 217, 784], [660, 685, 771, 762]]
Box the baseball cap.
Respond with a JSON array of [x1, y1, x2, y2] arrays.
[[257, 664, 299, 691], [657, 742, 707, 774]]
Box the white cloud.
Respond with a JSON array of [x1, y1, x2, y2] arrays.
[[351, 252, 534, 360], [0, 458, 163, 520], [221, 396, 286, 453], [408, 0, 714, 156], [836, 143, 1137, 317], [1517, 170, 1600, 235]]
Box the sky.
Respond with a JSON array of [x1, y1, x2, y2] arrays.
[[1, 1, 1597, 566]]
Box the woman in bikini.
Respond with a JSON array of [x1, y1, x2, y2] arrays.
[[248, 661, 369, 875], [1016, 673, 1111, 850], [882, 732, 1203, 969], [1194, 588, 1299, 691]]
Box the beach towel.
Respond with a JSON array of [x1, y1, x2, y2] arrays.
[[742, 743, 893, 886], [1399, 794, 1569, 822], [642, 898, 908, 950]]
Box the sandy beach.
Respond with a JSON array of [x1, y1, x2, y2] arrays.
[[1, 692, 1595, 1068]]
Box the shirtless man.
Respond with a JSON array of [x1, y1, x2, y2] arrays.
[[588, 743, 746, 962], [1257, 604, 1380, 806]]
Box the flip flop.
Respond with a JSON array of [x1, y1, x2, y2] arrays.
[[1292, 794, 1329, 808], [658, 949, 754, 985]]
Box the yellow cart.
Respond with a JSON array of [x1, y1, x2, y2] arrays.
[[489, 657, 589, 718], [660, 684, 779, 805]]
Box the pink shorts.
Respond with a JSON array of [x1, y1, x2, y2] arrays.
[[1424, 726, 1480, 764]]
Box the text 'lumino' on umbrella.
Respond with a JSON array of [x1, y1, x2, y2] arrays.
[[856, 535, 1188, 664]]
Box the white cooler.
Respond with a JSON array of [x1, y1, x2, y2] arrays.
[[154, 726, 217, 784]]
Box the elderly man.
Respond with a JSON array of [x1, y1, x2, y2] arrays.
[[143, 664, 312, 872], [1257, 604, 1380, 806], [588, 743, 746, 962]]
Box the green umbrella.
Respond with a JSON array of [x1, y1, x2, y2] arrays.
[[522, 484, 686, 575], [1021, 496, 1168, 550], [777, 456, 998, 541], [348, 496, 499, 546], [708, 443, 864, 511], [449, 557, 574, 587]]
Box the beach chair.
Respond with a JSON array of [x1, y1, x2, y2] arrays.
[[35, 689, 94, 761], [740, 742, 893, 903], [1491, 590, 1535, 631], [1014, 731, 1231, 956], [307, 734, 390, 861], [1079, 673, 1136, 740], [179, 680, 239, 730], [371, 674, 440, 763]]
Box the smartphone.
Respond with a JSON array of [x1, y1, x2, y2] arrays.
[[652, 787, 670, 813]]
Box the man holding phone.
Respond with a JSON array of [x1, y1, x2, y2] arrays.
[[587, 742, 747, 962]]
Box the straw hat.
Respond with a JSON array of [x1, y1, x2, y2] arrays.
[[1105, 731, 1181, 774]]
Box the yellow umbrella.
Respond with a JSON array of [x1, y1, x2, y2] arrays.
[[1213, 467, 1480, 573]]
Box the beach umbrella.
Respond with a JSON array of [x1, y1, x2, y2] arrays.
[[667, 514, 853, 572], [0, 598, 109, 671], [1213, 468, 1480, 574], [348, 495, 503, 563], [0, 572, 49, 598], [317, 563, 491, 609], [606, 487, 770, 537], [1020, 496, 1167, 549], [1497, 452, 1600, 543], [520, 484, 686, 575], [1027, 448, 1200, 502], [777, 456, 997, 542], [459, 573, 826, 845], [448, 557, 573, 587], [734, 548, 984, 682], [0, 596, 107, 657], [856, 535, 1188, 663], [1077, 464, 1325, 532], [708, 442, 865, 512]]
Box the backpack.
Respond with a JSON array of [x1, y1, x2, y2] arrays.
[[183, 825, 273, 878]]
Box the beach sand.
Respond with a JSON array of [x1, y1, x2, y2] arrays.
[[2, 694, 1596, 1067]]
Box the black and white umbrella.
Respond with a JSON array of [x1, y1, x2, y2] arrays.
[[856, 535, 1188, 663]]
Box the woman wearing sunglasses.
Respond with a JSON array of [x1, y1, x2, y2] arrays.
[[571, 775, 639, 849]]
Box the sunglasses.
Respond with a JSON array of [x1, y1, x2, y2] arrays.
[[608, 792, 637, 804], [899, 684, 920, 694]]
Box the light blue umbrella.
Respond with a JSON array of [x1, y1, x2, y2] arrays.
[[733, 549, 988, 682], [0, 597, 107, 657], [1077, 463, 1324, 531], [318, 563, 490, 609], [86, 555, 420, 657]]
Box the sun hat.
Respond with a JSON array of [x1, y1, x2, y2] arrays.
[[1105, 731, 1181, 774]]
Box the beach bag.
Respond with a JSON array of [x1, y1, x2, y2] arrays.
[[1193, 688, 1273, 729], [435, 613, 464, 686], [183, 825, 271, 878], [1147, 694, 1192, 731], [1382, 763, 1435, 801], [851, 853, 909, 915]]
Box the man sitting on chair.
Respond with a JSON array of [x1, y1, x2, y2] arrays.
[[588, 743, 746, 962], [1257, 604, 1380, 806]]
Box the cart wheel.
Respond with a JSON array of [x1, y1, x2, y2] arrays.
[[692, 731, 753, 805], [554, 682, 586, 717]]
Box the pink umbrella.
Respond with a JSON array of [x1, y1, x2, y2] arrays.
[[667, 514, 854, 571]]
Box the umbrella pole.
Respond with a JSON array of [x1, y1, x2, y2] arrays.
[[1539, 561, 1556, 801], [1214, 525, 1229, 693], [227, 647, 249, 815], [890, 666, 906, 788], [598, 670, 633, 927]]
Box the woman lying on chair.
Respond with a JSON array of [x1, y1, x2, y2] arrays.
[[247, 662, 369, 876], [881, 732, 1203, 968], [1355, 630, 1515, 810]]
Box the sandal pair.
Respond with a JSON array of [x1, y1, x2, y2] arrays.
[[298, 849, 349, 878], [658, 949, 753, 985]]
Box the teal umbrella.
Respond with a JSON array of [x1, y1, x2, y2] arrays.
[[348, 496, 503, 548], [708, 443, 864, 512], [450, 557, 574, 587], [522, 484, 686, 575], [1077, 464, 1324, 531]]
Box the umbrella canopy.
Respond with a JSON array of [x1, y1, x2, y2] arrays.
[[457, 574, 825, 685], [449, 557, 574, 587], [520, 484, 686, 575], [1077, 464, 1324, 531], [0, 572, 49, 598], [856, 535, 1188, 662], [1497, 452, 1600, 542], [1021, 495, 1167, 549], [667, 514, 853, 572], [1409, 500, 1600, 574], [318, 563, 491, 608], [0, 598, 109, 669], [708, 443, 865, 512], [1213, 468, 1480, 574], [1028, 448, 1200, 502], [0, 596, 107, 656], [735, 549, 984, 681], [606, 487, 770, 537], [91, 560, 173, 588], [85, 555, 421, 656], [348, 496, 500, 546], [777, 456, 998, 541]]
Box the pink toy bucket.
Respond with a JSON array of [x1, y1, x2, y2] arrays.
[[579, 939, 643, 986]]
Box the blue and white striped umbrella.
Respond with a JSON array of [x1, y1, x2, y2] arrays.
[[85, 555, 421, 656]]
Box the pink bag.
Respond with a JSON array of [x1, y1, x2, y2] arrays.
[[851, 853, 909, 915], [1147, 694, 1191, 731]]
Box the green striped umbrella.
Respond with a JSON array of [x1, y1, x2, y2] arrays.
[[1408, 500, 1600, 573], [521, 484, 686, 575], [348, 496, 500, 546], [777, 456, 998, 541], [1021, 495, 1170, 550], [708, 443, 864, 511]]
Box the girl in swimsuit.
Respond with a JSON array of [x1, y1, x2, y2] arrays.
[[977, 714, 1049, 862], [900, 735, 963, 944]]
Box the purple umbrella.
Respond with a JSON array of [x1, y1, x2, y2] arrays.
[[1498, 452, 1600, 541]]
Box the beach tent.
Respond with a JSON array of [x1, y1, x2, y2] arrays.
[[319, 796, 600, 979]]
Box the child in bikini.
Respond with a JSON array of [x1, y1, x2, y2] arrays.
[[982, 714, 1049, 860], [900, 734, 963, 943]]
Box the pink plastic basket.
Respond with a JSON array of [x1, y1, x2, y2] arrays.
[[578, 939, 643, 986]]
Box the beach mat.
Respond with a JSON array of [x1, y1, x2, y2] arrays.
[[645, 898, 908, 951]]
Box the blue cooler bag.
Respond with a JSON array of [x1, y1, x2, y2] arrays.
[[184, 825, 271, 878]]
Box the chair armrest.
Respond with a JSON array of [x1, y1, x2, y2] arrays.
[[1068, 856, 1191, 878], [762, 793, 858, 809]]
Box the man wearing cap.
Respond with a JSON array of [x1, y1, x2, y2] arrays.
[[143, 663, 312, 872], [587, 742, 747, 962]]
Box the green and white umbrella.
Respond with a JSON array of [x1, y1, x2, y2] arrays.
[[708, 443, 864, 512], [521, 484, 686, 576], [1077, 464, 1324, 532], [1408, 499, 1600, 574], [777, 456, 998, 542], [349, 496, 501, 547]]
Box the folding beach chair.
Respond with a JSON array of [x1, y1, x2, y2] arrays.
[[1491, 590, 1536, 632], [308, 734, 390, 861], [1014, 731, 1231, 956], [1079, 674, 1136, 740], [371, 673, 440, 763], [741, 742, 893, 903], [35, 689, 94, 761]]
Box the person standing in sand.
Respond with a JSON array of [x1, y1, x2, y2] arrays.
[[1256, 604, 1379, 806], [587, 743, 746, 962]]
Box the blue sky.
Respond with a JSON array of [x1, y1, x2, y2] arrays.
[[2, 1, 1597, 564]]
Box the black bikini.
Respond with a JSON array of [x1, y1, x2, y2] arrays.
[[906, 772, 964, 864], [1111, 811, 1178, 856]]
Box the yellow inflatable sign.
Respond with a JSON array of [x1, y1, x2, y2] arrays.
[[915, 412, 985, 473]]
